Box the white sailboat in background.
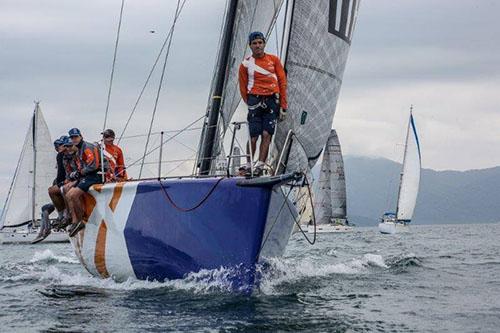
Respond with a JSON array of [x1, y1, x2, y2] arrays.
[[309, 129, 352, 233], [0, 102, 68, 244], [379, 108, 422, 234]]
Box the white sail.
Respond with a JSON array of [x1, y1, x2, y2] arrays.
[[0, 104, 56, 229], [274, 0, 361, 173], [315, 129, 346, 224], [396, 113, 421, 221]]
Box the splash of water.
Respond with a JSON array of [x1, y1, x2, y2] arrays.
[[30, 249, 79, 265]]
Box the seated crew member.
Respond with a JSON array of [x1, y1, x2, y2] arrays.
[[32, 136, 67, 243], [59, 136, 81, 226], [65, 128, 104, 237], [238, 31, 288, 176], [102, 128, 128, 182]]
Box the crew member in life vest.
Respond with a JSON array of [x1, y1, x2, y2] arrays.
[[102, 128, 128, 182], [238, 31, 287, 176], [32, 136, 68, 243], [65, 128, 104, 237]]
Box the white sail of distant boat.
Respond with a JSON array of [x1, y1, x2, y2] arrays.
[[0, 103, 67, 243], [311, 129, 352, 233], [379, 109, 421, 234]]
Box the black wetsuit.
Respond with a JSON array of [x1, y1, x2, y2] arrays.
[[53, 152, 66, 187]]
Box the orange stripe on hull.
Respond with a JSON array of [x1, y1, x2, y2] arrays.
[[95, 221, 110, 278], [82, 192, 97, 223], [109, 182, 125, 212]]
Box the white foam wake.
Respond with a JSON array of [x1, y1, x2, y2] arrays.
[[30, 249, 80, 265], [259, 253, 387, 294], [32, 265, 242, 294]]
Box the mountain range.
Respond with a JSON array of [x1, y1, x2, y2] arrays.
[[336, 156, 500, 226]]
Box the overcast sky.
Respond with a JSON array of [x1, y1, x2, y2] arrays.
[[1, 0, 499, 203]]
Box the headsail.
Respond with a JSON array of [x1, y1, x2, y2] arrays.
[[314, 129, 347, 224], [274, 0, 360, 172], [396, 113, 421, 221], [0, 103, 55, 229]]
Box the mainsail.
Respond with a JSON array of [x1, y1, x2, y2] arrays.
[[315, 129, 347, 224], [0, 103, 56, 229], [274, 0, 360, 173], [396, 113, 421, 221]]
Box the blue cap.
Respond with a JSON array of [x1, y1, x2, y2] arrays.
[[53, 138, 63, 148], [248, 31, 265, 44], [68, 128, 81, 137], [62, 136, 74, 146]]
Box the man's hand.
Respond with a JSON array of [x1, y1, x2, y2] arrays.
[[279, 109, 287, 122], [69, 170, 80, 181]]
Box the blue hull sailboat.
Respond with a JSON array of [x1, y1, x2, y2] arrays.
[[70, 0, 361, 292]]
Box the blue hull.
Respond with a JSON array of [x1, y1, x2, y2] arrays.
[[124, 177, 272, 291]]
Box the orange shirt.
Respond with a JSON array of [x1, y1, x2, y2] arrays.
[[238, 53, 288, 109], [104, 143, 128, 181]]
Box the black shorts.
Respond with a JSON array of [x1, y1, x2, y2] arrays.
[[77, 173, 102, 192], [247, 94, 279, 137]]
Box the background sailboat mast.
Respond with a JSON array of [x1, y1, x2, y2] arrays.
[[395, 105, 413, 218], [31, 102, 39, 223], [199, 0, 238, 175]]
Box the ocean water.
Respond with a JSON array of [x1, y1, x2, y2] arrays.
[[1, 223, 499, 332]]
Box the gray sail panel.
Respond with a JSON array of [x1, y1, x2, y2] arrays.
[[313, 129, 346, 224], [314, 136, 333, 225], [219, 0, 284, 131], [274, 0, 360, 170], [327, 129, 346, 218]]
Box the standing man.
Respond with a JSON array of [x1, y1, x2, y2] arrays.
[[65, 128, 104, 237], [238, 31, 288, 176], [102, 129, 128, 182]]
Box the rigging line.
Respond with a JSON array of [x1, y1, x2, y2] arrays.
[[139, 0, 183, 178], [127, 114, 205, 171], [118, 0, 188, 144], [163, 152, 197, 177], [158, 177, 225, 212], [120, 127, 203, 140], [103, 0, 125, 132], [195, 0, 229, 168], [273, 0, 280, 55]]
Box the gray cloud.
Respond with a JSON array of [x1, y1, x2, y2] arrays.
[[1, 0, 499, 205]]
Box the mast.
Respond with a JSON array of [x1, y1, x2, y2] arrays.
[[395, 105, 413, 218], [199, 0, 238, 175], [32, 102, 39, 224]]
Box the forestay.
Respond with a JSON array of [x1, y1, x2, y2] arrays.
[[396, 114, 421, 221], [273, 0, 360, 172], [0, 104, 56, 228]]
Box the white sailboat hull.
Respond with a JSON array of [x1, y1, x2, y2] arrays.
[[378, 221, 410, 234], [1, 228, 69, 244], [308, 224, 353, 233]]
